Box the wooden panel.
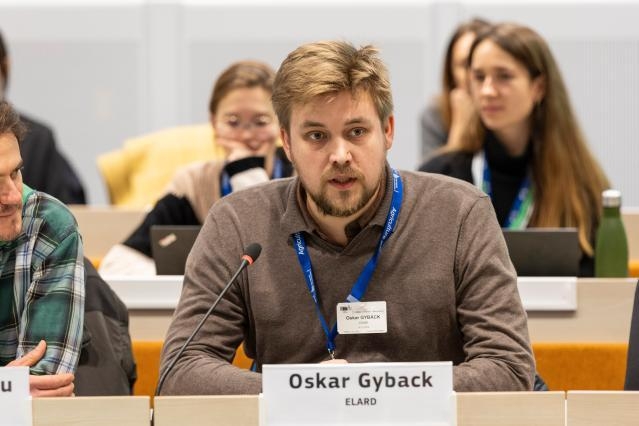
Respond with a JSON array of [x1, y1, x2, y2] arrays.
[[32, 396, 150, 426], [527, 278, 636, 342], [153, 395, 259, 426], [457, 392, 565, 426], [567, 391, 639, 425], [68, 205, 146, 259], [127, 278, 636, 342], [623, 210, 639, 260]]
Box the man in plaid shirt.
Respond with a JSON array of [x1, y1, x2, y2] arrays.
[[0, 100, 84, 396]]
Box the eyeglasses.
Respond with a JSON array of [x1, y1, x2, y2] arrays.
[[218, 115, 276, 134]]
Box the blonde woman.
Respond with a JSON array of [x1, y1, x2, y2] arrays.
[[100, 61, 293, 275], [420, 22, 609, 276]]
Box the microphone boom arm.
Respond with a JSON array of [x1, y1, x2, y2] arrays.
[[155, 243, 261, 396]]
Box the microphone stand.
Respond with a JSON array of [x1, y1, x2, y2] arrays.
[[151, 243, 260, 424]]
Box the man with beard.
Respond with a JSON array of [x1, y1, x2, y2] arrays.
[[159, 40, 534, 395], [0, 100, 84, 396]]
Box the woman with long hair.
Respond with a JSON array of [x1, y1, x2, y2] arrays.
[[420, 22, 609, 276], [420, 18, 490, 159]]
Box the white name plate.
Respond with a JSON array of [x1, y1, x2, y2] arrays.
[[517, 276, 577, 311], [0, 366, 32, 426], [262, 362, 455, 426]]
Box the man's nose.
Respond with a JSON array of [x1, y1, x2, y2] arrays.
[[328, 138, 352, 165], [0, 178, 21, 205]]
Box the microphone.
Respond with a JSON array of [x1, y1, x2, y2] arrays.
[[154, 243, 262, 396]]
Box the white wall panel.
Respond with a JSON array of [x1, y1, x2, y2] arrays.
[[0, 1, 637, 206]]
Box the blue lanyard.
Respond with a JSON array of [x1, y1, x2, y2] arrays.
[[292, 169, 403, 357], [221, 156, 284, 197], [481, 151, 533, 229]]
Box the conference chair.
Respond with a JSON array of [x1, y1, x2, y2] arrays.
[[624, 279, 639, 390], [97, 124, 224, 208]]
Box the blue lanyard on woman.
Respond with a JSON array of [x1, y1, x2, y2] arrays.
[[220, 156, 284, 197], [480, 151, 534, 229], [291, 169, 403, 358]]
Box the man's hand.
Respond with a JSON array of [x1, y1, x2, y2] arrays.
[[7, 340, 75, 397]]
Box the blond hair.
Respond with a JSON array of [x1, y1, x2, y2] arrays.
[[272, 40, 393, 131], [457, 23, 609, 255]]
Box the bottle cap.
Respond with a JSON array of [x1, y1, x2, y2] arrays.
[[602, 189, 622, 207]]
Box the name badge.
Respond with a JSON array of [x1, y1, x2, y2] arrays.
[[336, 301, 387, 334]]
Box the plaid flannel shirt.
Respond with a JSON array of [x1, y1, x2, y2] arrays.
[[0, 185, 84, 374]]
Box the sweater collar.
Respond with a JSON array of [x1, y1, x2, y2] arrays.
[[484, 131, 531, 177]]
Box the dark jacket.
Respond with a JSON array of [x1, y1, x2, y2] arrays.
[[19, 113, 87, 204], [420, 143, 595, 278], [75, 258, 137, 395]]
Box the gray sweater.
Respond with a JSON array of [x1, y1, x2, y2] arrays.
[[420, 102, 447, 160], [160, 165, 535, 394]]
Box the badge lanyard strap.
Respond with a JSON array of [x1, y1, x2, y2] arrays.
[[480, 151, 534, 229], [292, 169, 403, 358], [221, 156, 284, 197]]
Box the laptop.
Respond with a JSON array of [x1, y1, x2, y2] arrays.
[[150, 225, 201, 275], [502, 228, 581, 276]]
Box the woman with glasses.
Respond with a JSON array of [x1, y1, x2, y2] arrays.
[[420, 23, 609, 277], [99, 61, 293, 275]]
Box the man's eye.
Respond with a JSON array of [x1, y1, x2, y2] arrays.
[[10, 167, 23, 180], [349, 128, 367, 138], [496, 72, 513, 81], [306, 131, 325, 141]]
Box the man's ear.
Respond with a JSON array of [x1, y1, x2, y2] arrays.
[[281, 127, 293, 162], [383, 115, 394, 151]]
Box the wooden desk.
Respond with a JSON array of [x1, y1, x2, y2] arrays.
[[25, 392, 639, 425], [567, 391, 639, 425], [154, 395, 259, 426], [32, 396, 150, 426], [68, 205, 146, 260], [456, 392, 565, 426], [122, 278, 637, 342], [527, 278, 636, 342], [623, 209, 639, 260], [152, 393, 567, 426]]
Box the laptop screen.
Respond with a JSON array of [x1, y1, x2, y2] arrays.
[[502, 228, 580, 276], [150, 225, 201, 275]]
